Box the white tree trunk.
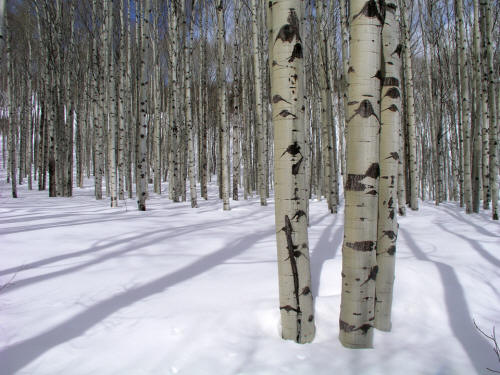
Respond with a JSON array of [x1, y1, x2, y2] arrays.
[[271, 0, 315, 344], [185, 0, 197, 208], [375, 1, 401, 332], [480, 0, 498, 220], [400, 0, 418, 210], [6, 13, 17, 198], [456, 0, 472, 214], [252, 0, 267, 206], [339, 0, 382, 349], [217, 0, 230, 211], [137, 0, 151, 211]]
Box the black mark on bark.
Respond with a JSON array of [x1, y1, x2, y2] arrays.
[[277, 109, 297, 119], [273, 94, 291, 104], [345, 241, 375, 252], [292, 156, 303, 175], [345, 174, 366, 191], [347, 100, 380, 124], [352, 0, 384, 24], [365, 163, 380, 178], [289, 43, 303, 62], [360, 265, 378, 286], [385, 152, 399, 160], [383, 77, 399, 87], [281, 142, 302, 157], [384, 87, 400, 99]]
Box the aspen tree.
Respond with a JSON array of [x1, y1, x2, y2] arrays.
[[6, 13, 17, 198], [375, 0, 400, 332], [339, 0, 382, 349], [168, 0, 180, 202], [118, 0, 127, 200], [152, 0, 161, 195], [137, 0, 151, 211], [471, 0, 482, 213], [339, 0, 349, 184], [91, 0, 104, 200], [418, 0, 440, 205], [232, 0, 241, 202], [251, 0, 266, 206], [199, 0, 208, 200], [126, 0, 134, 199], [455, 0, 472, 214], [479, 11, 489, 210], [107, 0, 118, 207], [399, 0, 418, 210], [480, 0, 498, 220], [327, 0, 339, 211], [317, 0, 334, 213], [217, 0, 230, 210], [185, 0, 198, 208], [270, 0, 315, 344]]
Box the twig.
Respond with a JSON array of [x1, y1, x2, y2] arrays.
[[0, 272, 18, 292], [474, 320, 500, 373]]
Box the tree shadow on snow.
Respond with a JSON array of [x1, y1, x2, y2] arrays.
[[310, 214, 343, 297], [399, 228, 498, 374], [440, 205, 500, 238], [0, 213, 328, 373], [0, 227, 275, 373], [436, 223, 500, 268], [0, 209, 270, 292]]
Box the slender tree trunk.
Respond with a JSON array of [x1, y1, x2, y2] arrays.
[[252, 0, 267, 206], [456, 0, 472, 213], [471, 0, 482, 213], [6, 14, 17, 198], [185, 0, 197, 208], [216, 0, 230, 210], [137, 0, 151, 211], [107, 0, 118, 207], [400, 0, 418, 210], [480, 0, 498, 219]]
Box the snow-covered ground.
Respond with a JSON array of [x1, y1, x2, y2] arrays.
[[1, 174, 499, 375]]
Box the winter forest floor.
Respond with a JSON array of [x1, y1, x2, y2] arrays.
[[0, 170, 499, 375]]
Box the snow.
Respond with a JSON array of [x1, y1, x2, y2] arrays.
[[0, 175, 499, 375]]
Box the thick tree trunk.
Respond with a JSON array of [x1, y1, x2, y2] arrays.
[[339, 0, 382, 349], [375, 1, 400, 332], [271, 0, 315, 344]]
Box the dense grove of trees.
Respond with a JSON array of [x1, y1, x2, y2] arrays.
[[0, 0, 498, 346]]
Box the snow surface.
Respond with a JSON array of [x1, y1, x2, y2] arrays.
[[0, 174, 499, 375]]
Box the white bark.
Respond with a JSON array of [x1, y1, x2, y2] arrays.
[[456, 0, 472, 214], [400, 0, 418, 210], [375, 1, 401, 332], [217, 0, 230, 211], [271, 0, 315, 344], [6, 13, 17, 198], [480, 0, 498, 220], [340, 0, 382, 349], [137, 0, 151, 211], [252, 0, 267, 206], [185, 0, 197, 208]]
